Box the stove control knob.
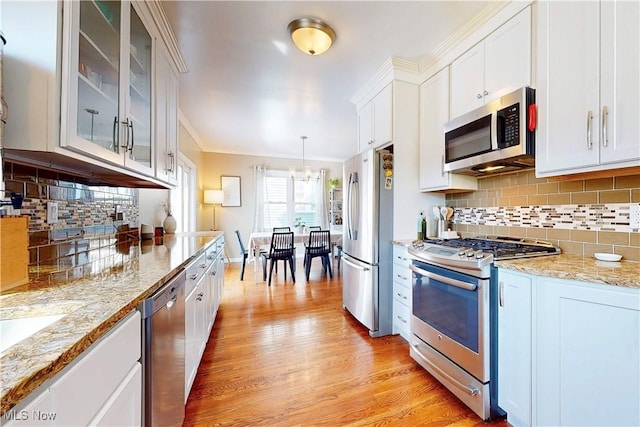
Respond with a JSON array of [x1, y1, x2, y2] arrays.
[[458, 250, 467, 257], [474, 250, 485, 259], [466, 250, 476, 258]]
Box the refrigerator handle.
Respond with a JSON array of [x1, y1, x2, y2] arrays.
[[349, 172, 359, 241], [346, 172, 352, 239]]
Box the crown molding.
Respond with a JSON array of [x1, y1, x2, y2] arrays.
[[146, 1, 188, 74], [351, 1, 530, 108], [178, 109, 207, 152], [350, 56, 421, 108], [417, 1, 531, 80]]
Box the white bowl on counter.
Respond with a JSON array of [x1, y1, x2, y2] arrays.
[[594, 253, 622, 262]]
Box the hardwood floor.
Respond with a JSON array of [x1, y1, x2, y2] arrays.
[[184, 259, 508, 426]]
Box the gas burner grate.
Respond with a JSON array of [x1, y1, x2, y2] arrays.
[[422, 236, 560, 260]]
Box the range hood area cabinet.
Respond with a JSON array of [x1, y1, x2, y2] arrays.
[[419, 67, 477, 192], [450, 6, 531, 119], [535, 1, 640, 177], [1, 1, 182, 188]]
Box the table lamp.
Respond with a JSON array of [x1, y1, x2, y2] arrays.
[[204, 190, 224, 230]]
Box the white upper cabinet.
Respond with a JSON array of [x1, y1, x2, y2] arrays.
[[357, 83, 393, 152], [535, 1, 640, 176], [419, 67, 477, 192], [451, 6, 531, 118], [61, 0, 154, 177], [1, 0, 184, 188], [154, 45, 179, 185]]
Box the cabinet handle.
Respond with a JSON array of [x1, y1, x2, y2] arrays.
[[189, 274, 198, 281], [441, 154, 445, 177], [476, 93, 482, 99], [196, 292, 204, 301], [586, 111, 594, 149], [128, 120, 135, 156], [499, 281, 504, 307], [112, 116, 118, 153], [397, 315, 407, 324], [396, 292, 407, 300], [396, 274, 407, 281], [483, 90, 488, 96], [602, 106, 608, 147]]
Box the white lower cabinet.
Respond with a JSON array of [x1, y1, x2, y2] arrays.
[[392, 245, 412, 340], [497, 270, 532, 427], [185, 237, 225, 401], [3, 311, 141, 427], [535, 278, 640, 427], [497, 268, 640, 427]]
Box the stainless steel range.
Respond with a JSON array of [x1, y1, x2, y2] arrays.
[[407, 236, 560, 420]]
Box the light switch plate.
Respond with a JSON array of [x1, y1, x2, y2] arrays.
[[630, 203, 640, 229], [47, 202, 59, 224]]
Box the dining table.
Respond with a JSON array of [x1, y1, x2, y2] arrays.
[[249, 229, 343, 282]]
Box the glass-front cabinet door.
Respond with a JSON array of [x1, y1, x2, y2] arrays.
[[61, 0, 154, 176], [125, 4, 152, 173]]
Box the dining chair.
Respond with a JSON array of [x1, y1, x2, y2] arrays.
[[235, 230, 266, 281], [261, 232, 296, 286], [303, 226, 322, 268], [272, 227, 294, 272], [304, 230, 333, 281]]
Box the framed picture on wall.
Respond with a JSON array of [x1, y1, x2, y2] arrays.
[[221, 176, 241, 207]]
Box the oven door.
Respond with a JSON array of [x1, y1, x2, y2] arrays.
[[410, 260, 490, 382]]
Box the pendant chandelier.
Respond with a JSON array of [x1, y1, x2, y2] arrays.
[[289, 136, 319, 182]]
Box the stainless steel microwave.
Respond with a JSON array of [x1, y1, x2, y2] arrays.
[[443, 87, 536, 176]]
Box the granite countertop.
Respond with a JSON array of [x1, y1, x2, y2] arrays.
[[0, 231, 223, 416], [496, 253, 640, 289], [392, 239, 415, 247]]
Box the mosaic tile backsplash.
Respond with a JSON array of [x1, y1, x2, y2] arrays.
[[446, 169, 640, 261], [2, 161, 139, 282]]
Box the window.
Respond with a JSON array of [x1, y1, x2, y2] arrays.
[[170, 154, 196, 232], [262, 170, 318, 229]]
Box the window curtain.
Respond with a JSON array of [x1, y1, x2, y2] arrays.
[[315, 169, 329, 229], [251, 165, 266, 232]]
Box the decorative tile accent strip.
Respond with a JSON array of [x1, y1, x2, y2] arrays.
[[453, 203, 637, 233]]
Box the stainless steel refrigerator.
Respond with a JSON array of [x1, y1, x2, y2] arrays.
[[342, 148, 393, 337]]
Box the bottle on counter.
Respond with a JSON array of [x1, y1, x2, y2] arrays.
[[421, 214, 427, 241], [417, 212, 423, 240]]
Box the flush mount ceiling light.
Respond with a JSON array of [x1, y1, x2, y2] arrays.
[[287, 17, 336, 56]]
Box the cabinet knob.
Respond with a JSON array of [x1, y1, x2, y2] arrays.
[[483, 90, 488, 96], [477, 93, 482, 99]]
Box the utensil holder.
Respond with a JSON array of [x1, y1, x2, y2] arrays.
[[437, 219, 448, 238]]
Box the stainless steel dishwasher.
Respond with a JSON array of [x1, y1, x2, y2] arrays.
[[139, 270, 186, 427]]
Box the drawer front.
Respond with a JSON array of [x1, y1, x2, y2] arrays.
[[393, 299, 411, 341], [393, 264, 411, 288], [393, 282, 411, 306], [393, 245, 410, 267], [186, 252, 207, 293]]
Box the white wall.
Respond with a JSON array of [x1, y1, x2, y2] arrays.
[[138, 188, 169, 228]]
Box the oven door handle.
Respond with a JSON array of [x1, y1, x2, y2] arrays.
[[411, 341, 479, 397], [409, 265, 477, 291]]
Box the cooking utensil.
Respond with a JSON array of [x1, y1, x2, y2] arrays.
[[433, 206, 440, 220], [440, 207, 448, 220], [446, 207, 454, 220]]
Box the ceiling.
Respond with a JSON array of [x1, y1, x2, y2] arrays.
[[161, 1, 495, 163]]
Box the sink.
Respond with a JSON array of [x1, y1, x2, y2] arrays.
[[0, 314, 67, 353]]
